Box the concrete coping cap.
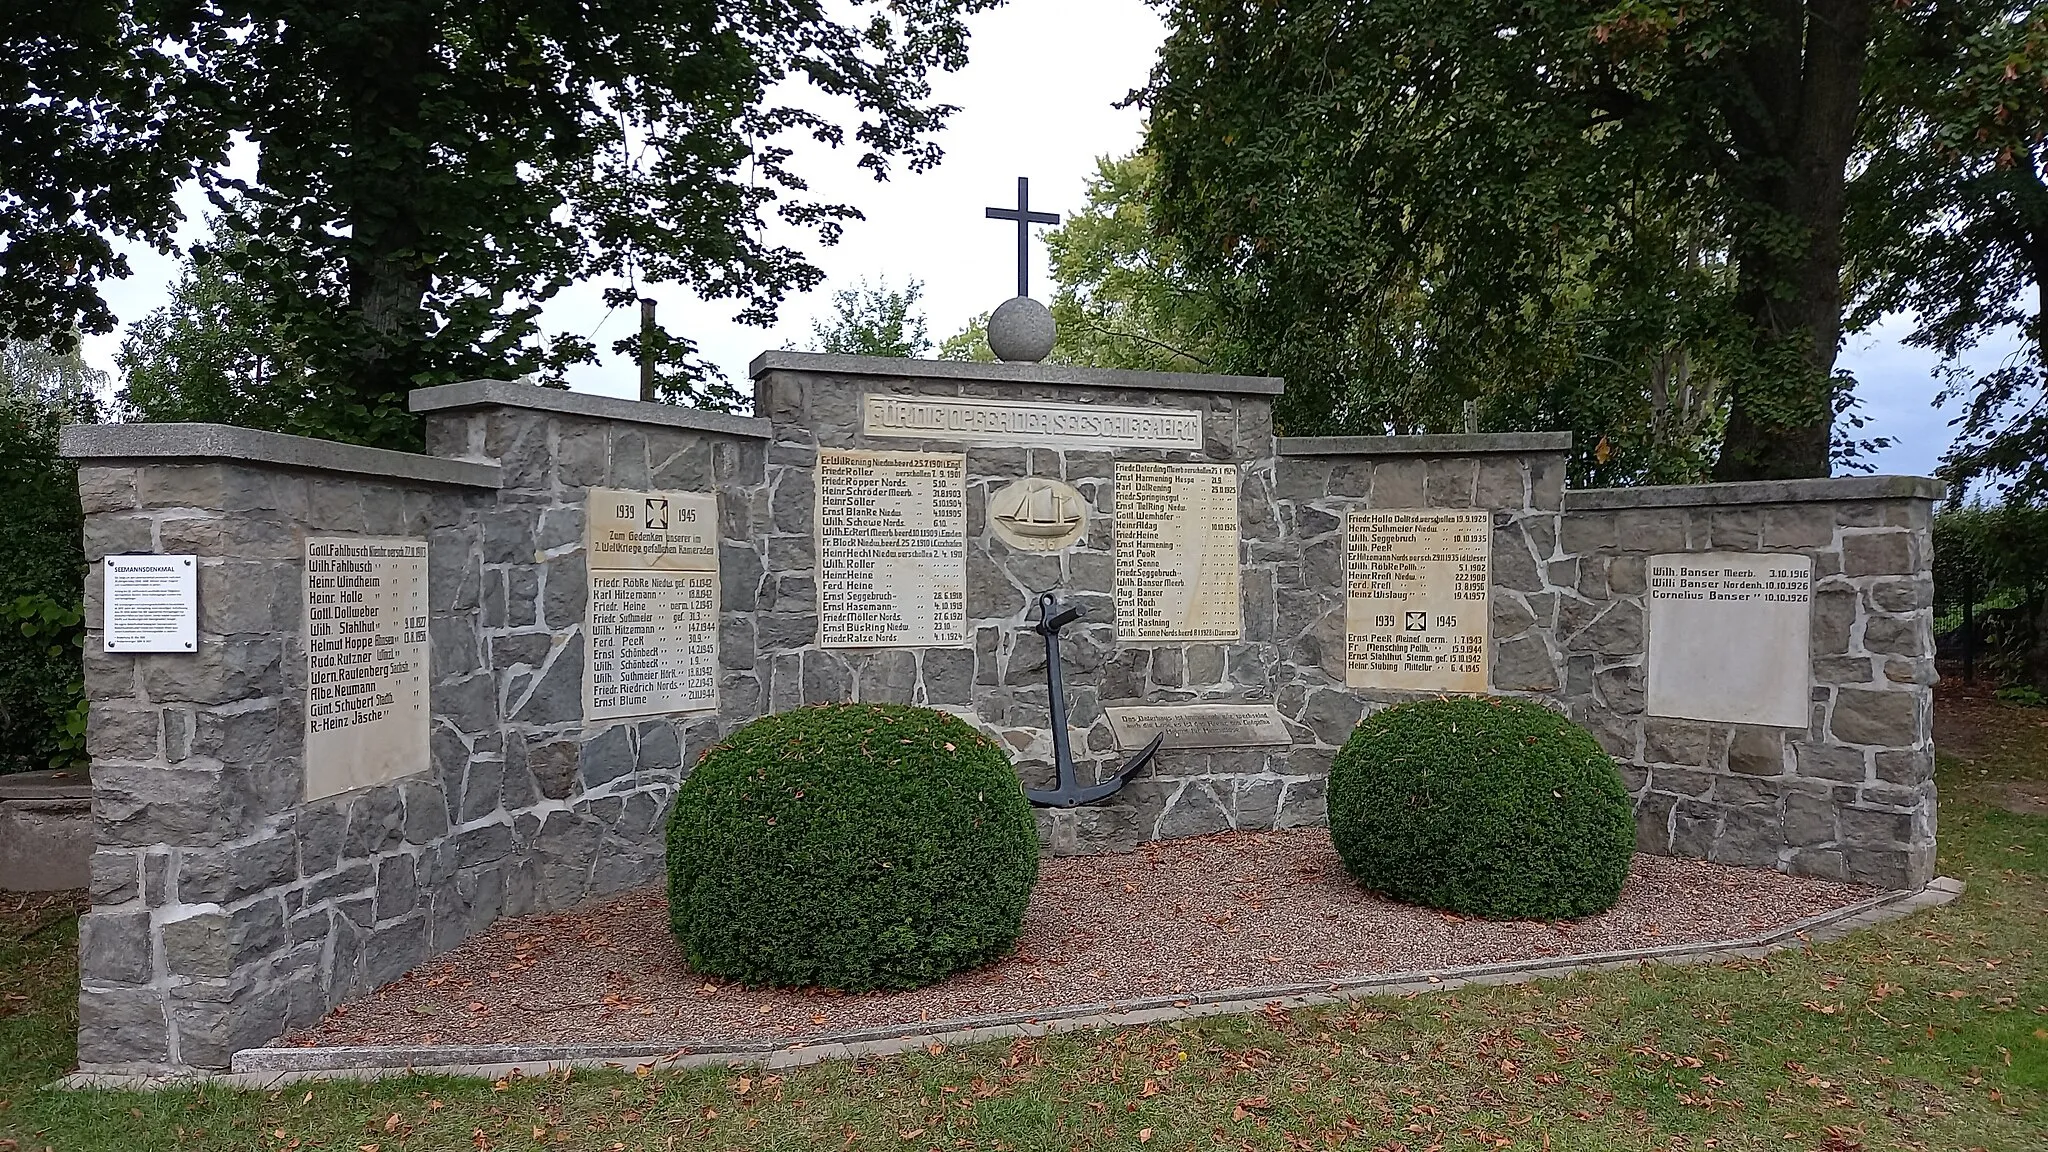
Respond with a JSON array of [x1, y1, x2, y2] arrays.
[[1278, 433, 1571, 456], [409, 379, 773, 439], [60, 423, 502, 489], [1566, 474, 1945, 510], [748, 350, 1286, 397], [0, 768, 93, 800]]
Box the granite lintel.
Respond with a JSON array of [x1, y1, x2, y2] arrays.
[[1564, 475, 1945, 511], [409, 379, 773, 439], [1276, 433, 1572, 456], [60, 423, 502, 489], [748, 350, 1286, 397]]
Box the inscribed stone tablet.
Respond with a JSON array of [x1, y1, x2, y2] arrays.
[[863, 393, 1203, 450], [1105, 704, 1290, 751], [304, 537, 430, 801], [1344, 510, 1490, 692], [584, 487, 719, 571], [1114, 462, 1241, 642], [1647, 552, 1812, 728], [817, 450, 968, 647], [582, 487, 721, 721], [103, 554, 197, 652]]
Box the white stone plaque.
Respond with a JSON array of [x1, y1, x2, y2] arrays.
[[1647, 552, 1812, 728], [1114, 462, 1241, 642], [1345, 510, 1490, 692], [103, 554, 197, 652], [863, 393, 1203, 449], [584, 486, 719, 571], [988, 477, 1089, 552], [304, 537, 430, 801], [817, 450, 968, 647], [1106, 704, 1290, 751], [583, 487, 721, 721]]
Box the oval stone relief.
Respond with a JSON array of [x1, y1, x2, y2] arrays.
[[988, 477, 1089, 552]]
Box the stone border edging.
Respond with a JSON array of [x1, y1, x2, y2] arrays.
[[58, 423, 503, 489], [408, 379, 774, 439], [56, 877, 1962, 1089], [747, 350, 1286, 396], [1277, 433, 1572, 457], [1565, 475, 1945, 510]]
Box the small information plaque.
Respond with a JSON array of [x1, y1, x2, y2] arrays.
[[304, 537, 430, 800], [1105, 704, 1291, 751], [1647, 552, 1812, 728], [816, 450, 968, 648], [583, 487, 720, 721], [1344, 510, 1491, 692], [1113, 462, 1241, 642], [103, 555, 197, 652]]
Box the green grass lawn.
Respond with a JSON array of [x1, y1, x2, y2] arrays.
[[4, 692, 2042, 1152]]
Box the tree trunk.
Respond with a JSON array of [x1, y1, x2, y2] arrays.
[[1713, 0, 1875, 481]]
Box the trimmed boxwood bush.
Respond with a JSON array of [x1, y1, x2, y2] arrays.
[[1327, 696, 1634, 919], [666, 703, 1040, 991]]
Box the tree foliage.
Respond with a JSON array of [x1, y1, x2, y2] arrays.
[[7, 0, 998, 448], [809, 278, 933, 358], [1139, 0, 1885, 481], [1850, 3, 2048, 500], [0, 339, 98, 773]]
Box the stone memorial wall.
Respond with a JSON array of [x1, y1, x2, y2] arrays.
[[62, 357, 1940, 1074]]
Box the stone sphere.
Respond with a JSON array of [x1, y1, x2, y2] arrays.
[[986, 296, 1056, 362]]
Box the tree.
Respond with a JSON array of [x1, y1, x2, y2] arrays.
[[116, 223, 312, 432], [1139, 0, 1882, 480], [7, 1, 999, 448], [809, 278, 933, 358], [0, 339, 99, 772], [1849, 3, 2048, 500]]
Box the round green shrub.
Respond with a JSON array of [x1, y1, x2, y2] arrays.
[[1326, 696, 1635, 919], [665, 703, 1040, 991]]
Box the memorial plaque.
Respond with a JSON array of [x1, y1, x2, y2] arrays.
[[1647, 552, 1812, 728], [1345, 510, 1490, 692], [1114, 462, 1241, 642], [304, 537, 429, 800], [989, 476, 1089, 551], [817, 450, 968, 647], [102, 554, 197, 652], [583, 487, 720, 721], [1105, 704, 1291, 751], [863, 393, 1203, 450]]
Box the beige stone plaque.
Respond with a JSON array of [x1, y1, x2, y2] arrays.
[[583, 487, 720, 720], [817, 450, 968, 647], [1105, 704, 1290, 751], [1647, 552, 1812, 728], [1114, 462, 1241, 642], [585, 486, 718, 571], [863, 393, 1203, 449], [304, 537, 430, 801], [1345, 510, 1490, 692], [988, 476, 1089, 552]]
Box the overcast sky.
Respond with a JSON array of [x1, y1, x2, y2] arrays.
[[77, 0, 2009, 480]]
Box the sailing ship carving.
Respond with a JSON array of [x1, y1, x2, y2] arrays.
[[989, 477, 1088, 549]]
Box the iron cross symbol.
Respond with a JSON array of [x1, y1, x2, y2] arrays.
[[984, 176, 1060, 299]]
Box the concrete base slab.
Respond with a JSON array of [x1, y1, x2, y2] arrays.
[[59, 876, 1964, 1091]]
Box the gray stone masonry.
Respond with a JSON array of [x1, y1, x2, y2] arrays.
[[63, 400, 771, 1074], [749, 354, 1315, 855], [64, 363, 1941, 1074], [1555, 480, 1941, 890]]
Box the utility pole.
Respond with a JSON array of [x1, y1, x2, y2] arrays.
[[639, 297, 657, 403]]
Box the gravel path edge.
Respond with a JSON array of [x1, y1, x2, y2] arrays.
[[58, 875, 1964, 1089]]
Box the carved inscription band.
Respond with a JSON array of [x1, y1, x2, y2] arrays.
[[863, 394, 1203, 450]]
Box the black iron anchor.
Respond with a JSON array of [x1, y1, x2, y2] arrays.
[[1023, 590, 1163, 807]]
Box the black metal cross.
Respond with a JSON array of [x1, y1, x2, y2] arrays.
[[984, 176, 1059, 299]]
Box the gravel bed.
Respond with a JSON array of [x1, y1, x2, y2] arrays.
[[287, 830, 1876, 1050]]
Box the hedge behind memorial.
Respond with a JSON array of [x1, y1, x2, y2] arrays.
[[1327, 696, 1634, 919], [666, 703, 1040, 991]]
